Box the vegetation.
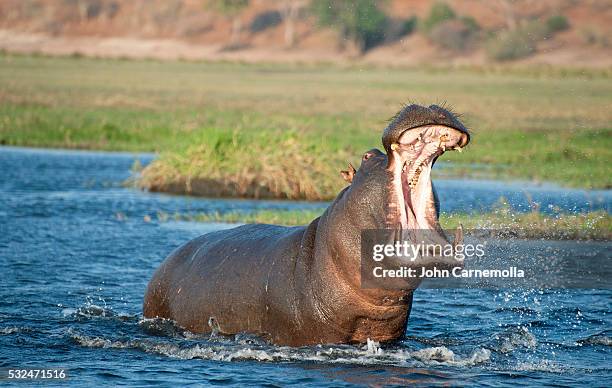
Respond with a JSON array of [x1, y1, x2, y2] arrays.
[[579, 26, 609, 47], [154, 209, 611, 240], [421, 1, 456, 32], [0, 54, 610, 199], [400, 16, 418, 37], [137, 127, 340, 199], [422, 2, 480, 51], [428, 19, 479, 51], [156, 208, 325, 226], [310, 0, 387, 52], [486, 27, 537, 61], [207, 0, 250, 48], [249, 10, 282, 33], [443, 208, 611, 241], [459, 16, 480, 32], [486, 15, 570, 61], [546, 15, 569, 34], [0, 1, 596, 64]]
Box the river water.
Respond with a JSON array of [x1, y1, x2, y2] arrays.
[[0, 147, 610, 386]]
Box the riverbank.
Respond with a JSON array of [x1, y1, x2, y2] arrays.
[[154, 209, 611, 241], [1, 54, 611, 199]]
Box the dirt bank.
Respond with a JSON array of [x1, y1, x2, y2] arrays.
[[1, 0, 611, 68]]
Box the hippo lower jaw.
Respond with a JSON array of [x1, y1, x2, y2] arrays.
[[389, 125, 468, 245]]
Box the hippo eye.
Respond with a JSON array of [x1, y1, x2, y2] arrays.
[[363, 152, 373, 161]]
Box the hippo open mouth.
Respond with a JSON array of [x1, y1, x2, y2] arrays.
[[381, 104, 470, 247], [388, 124, 469, 245]]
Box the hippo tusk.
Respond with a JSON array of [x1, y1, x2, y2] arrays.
[[454, 224, 464, 248], [438, 134, 449, 151]]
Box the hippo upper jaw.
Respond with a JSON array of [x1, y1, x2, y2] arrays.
[[387, 124, 468, 245]]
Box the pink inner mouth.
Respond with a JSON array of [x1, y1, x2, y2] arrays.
[[389, 125, 468, 242]]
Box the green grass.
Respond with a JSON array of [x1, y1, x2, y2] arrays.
[[1, 54, 611, 198], [156, 209, 326, 226], [153, 209, 611, 240], [442, 210, 611, 240]]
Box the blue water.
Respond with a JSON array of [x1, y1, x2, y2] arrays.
[[0, 147, 610, 386]]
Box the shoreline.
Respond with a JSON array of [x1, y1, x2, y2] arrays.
[[154, 209, 612, 241], [3, 143, 611, 196]]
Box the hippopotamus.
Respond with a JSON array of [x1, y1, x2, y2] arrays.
[[143, 104, 470, 346]]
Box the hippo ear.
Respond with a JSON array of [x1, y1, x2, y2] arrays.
[[340, 163, 356, 183]]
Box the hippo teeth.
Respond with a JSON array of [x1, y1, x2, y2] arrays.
[[409, 169, 421, 188], [454, 224, 464, 247], [407, 163, 425, 188]]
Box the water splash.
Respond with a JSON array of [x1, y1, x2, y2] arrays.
[[0, 327, 31, 335], [493, 325, 537, 354], [67, 329, 490, 367], [576, 332, 612, 346], [139, 317, 187, 338]]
